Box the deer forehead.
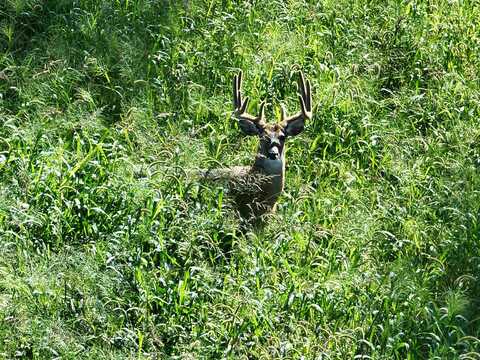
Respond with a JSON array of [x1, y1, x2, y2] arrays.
[[263, 124, 285, 138]]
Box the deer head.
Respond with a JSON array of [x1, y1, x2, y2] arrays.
[[232, 70, 312, 173]]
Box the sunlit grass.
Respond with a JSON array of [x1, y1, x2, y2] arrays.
[[0, 0, 479, 358]]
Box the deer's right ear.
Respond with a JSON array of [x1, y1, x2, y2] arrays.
[[238, 119, 263, 136]]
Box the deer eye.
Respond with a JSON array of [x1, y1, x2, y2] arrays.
[[278, 134, 286, 141]]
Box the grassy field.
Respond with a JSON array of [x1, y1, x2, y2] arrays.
[[1, 0, 480, 358]]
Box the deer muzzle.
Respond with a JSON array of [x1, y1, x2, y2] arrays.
[[268, 146, 280, 160]]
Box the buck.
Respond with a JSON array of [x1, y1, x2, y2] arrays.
[[204, 70, 312, 221]]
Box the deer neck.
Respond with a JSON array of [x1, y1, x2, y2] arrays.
[[253, 156, 284, 176], [252, 146, 286, 198]]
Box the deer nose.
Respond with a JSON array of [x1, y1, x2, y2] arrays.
[[268, 146, 279, 159]]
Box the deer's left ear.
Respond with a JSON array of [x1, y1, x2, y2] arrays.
[[279, 71, 313, 137], [283, 118, 305, 136]]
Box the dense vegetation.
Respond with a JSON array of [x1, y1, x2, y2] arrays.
[[1, 0, 479, 358]]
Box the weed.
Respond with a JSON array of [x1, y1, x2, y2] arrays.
[[0, 0, 479, 358]]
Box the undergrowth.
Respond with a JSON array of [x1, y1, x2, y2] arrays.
[[1, 0, 479, 358]]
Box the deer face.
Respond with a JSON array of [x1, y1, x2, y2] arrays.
[[232, 70, 312, 164], [238, 119, 308, 161], [260, 124, 286, 160]]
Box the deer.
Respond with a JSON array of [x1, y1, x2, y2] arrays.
[[203, 70, 313, 222]]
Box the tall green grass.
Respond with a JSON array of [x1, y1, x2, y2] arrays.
[[1, 0, 479, 358]]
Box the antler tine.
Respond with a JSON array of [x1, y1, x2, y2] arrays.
[[233, 70, 265, 124], [280, 103, 287, 122], [299, 71, 312, 112], [233, 71, 242, 109], [281, 70, 313, 124]]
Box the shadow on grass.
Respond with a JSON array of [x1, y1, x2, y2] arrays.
[[1, 0, 184, 122]]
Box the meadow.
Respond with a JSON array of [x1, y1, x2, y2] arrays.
[[1, 0, 480, 358]]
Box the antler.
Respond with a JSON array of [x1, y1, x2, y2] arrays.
[[280, 71, 312, 124], [233, 70, 266, 125]]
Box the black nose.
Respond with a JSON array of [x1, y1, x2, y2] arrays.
[[268, 147, 279, 159]]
